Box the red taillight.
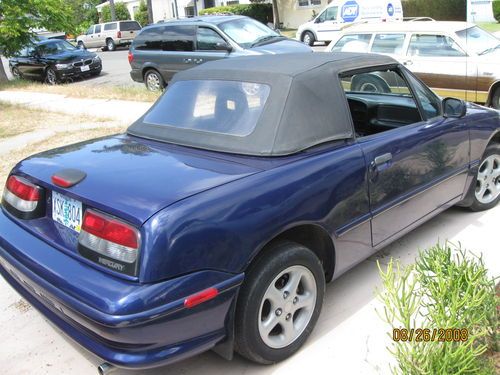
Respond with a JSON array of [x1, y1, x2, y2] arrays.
[[184, 288, 219, 309], [51, 175, 72, 188], [128, 50, 134, 64], [117, 31, 122, 38], [82, 210, 138, 249], [6, 175, 40, 201]]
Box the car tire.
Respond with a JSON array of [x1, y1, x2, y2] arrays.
[[11, 66, 21, 79], [106, 39, 116, 51], [302, 31, 315, 46], [45, 67, 58, 85], [235, 241, 325, 364], [144, 69, 164, 92], [492, 87, 500, 110], [351, 73, 391, 93], [77, 41, 85, 50], [463, 144, 500, 211]]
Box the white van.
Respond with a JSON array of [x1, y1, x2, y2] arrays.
[[296, 0, 403, 45]]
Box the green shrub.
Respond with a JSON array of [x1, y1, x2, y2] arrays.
[[403, 0, 466, 21], [377, 243, 498, 374], [100, 3, 131, 23], [134, 0, 149, 27], [493, 1, 500, 23], [199, 4, 272, 25]]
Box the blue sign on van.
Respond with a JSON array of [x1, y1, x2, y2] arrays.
[[341, 1, 360, 22], [387, 3, 394, 16]]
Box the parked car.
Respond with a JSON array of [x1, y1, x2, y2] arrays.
[[9, 39, 102, 84], [129, 15, 312, 91], [76, 20, 142, 51], [326, 21, 500, 109], [297, 0, 403, 46], [1, 53, 500, 372]]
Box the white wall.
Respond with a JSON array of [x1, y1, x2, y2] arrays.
[[467, 0, 496, 22]]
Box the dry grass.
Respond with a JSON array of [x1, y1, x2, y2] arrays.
[[0, 101, 111, 139], [0, 126, 125, 196], [0, 79, 159, 102]]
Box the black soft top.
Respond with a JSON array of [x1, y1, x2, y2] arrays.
[[128, 52, 398, 156]]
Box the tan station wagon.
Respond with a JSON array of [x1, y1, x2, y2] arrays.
[[326, 22, 500, 109]]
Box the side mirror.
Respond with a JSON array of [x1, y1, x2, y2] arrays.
[[315, 17, 323, 24], [443, 97, 466, 118], [215, 42, 232, 52]]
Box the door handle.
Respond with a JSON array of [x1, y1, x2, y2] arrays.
[[403, 60, 413, 66], [373, 153, 393, 166], [184, 58, 192, 63], [194, 58, 203, 64]]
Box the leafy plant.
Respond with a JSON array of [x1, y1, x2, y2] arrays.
[[134, 0, 149, 27], [100, 2, 131, 22], [377, 243, 498, 374], [402, 0, 466, 21], [199, 4, 272, 25], [493, 1, 500, 23]]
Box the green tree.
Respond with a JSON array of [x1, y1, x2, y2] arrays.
[[134, 1, 148, 27], [100, 2, 131, 22], [0, 0, 72, 81], [65, 0, 100, 35], [493, 1, 500, 22]]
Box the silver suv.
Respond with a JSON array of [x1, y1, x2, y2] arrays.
[[76, 20, 142, 51], [128, 15, 312, 91]]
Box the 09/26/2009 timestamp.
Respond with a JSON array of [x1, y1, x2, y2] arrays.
[[393, 328, 469, 342]]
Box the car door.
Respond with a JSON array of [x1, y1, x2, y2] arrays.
[[83, 25, 96, 47], [404, 33, 477, 102], [93, 24, 103, 48], [339, 66, 470, 247], [315, 6, 339, 42], [194, 27, 231, 66], [157, 25, 196, 81], [13, 47, 33, 77]]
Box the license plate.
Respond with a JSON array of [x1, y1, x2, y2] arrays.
[[52, 191, 82, 233], [80, 65, 90, 72]]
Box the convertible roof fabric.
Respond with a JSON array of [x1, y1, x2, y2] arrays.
[[128, 52, 397, 156]]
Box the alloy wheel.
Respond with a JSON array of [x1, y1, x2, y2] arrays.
[[146, 72, 161, 91], [46, 69, 56, 85], [258, 265, 317, 349], [303, 34, 311, 45], [475, 154, 500, 204], [11, 67, 20, 79]]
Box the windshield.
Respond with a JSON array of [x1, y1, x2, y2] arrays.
[[38, 40, 77, 56], [218, 18, 279, 48], [143, 80, 270, 137], [456, 26, 500, 55]]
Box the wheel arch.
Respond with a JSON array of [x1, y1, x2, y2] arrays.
[[486, 80, 500, 107], [301, 29, 318, 42], [247, 224, 336, 283]]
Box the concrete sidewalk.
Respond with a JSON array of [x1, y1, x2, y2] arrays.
[[0, 90, 152, 123]]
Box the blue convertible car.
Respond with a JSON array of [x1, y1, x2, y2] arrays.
[[1, 53, 499, 372]]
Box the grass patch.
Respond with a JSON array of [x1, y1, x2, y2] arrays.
[[0, 79, 159, 102], [0, 101, 111, 139], [280, 28, 298, 39], [0, 126, 125, 196], [478, 22, 500, 33]]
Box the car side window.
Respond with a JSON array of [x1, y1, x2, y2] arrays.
[[196, 27, 226, 51], [104, 23, 117, 31], [405, 72, 442, 119], [408, 34, 466, 57], [340, 67, 423, 138], [86, 26, 94, 35], [95, 24, 102, 33], [371, 34, 405, 54], [324, 7, 338, 21], [161, 26, 195, 51], [331, 34, 372, 52]]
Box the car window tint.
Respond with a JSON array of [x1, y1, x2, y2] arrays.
[[104, 23, 117, 31], [196, 27, 226, 50], [135, 26, 194, 51], [331, 34, 371, 52], [405, 72, 441, 119], [144, 80, 270, 137], [120, 21, 141, 31], [340, 68, 422, 137], [86, 26, 94, 35], [408, 34, 465, 57], [95, 24, 102, 33], [371, 34, 405, 54]]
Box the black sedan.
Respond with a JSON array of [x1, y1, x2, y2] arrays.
[[9, 39, 102, 84]]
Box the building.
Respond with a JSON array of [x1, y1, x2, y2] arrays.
[[277, 0, 328, 29], [96, 0, 256, 24], [467, 0, 496, 22]]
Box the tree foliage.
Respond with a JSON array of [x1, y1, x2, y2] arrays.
[[0, 0, 72, 57], [199, 4, 273, 25], [65, 0, 100, 35], [493, 1, 500, 23], [402, 0, 466, 21], [134, 1, 148, 27], [100, 2, 131, 22]]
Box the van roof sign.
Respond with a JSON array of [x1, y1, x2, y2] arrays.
[[341, 1, 360, 22]]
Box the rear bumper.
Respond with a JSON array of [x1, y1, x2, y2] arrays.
[[0, 209, 243, 369], [130, 68, 143, 83]]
